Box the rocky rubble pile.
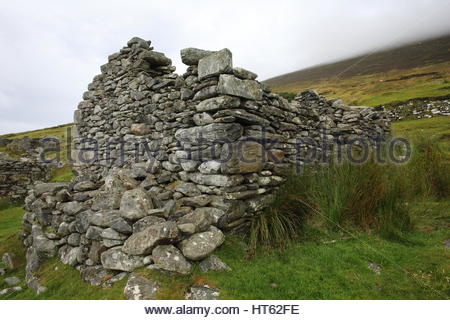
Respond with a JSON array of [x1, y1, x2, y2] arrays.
[[384, 97, 450, 121], [21, 37, 391, 296]]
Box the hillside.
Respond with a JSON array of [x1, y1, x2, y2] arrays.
[[265, 34, 450, 106]]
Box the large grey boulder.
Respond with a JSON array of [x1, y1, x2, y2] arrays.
[[180, 48, 215, 66], [100, 247, 145, 272], [124, 273, 160, 300], [233, 67, 257, 80], [217, 74, 263, 100], [122, 221, 179, 255], [151, 245, 192, 275], [179, 226, 225, 261], [198, 48, 233, 80], [120, 188, 154, 220]]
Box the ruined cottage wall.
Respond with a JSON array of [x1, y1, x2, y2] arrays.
[[0, 157, 50, 200], [20, 38, 391, 291]]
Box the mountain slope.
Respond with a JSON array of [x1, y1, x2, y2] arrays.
[[265, 34, 450, 106]]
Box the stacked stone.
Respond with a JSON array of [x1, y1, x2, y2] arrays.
[[73, 36, 184, 179], [22, 38, 393, 292], [0, 157, 50, 199], [293, 90, 391, 162], [383, 97, 450, 121]]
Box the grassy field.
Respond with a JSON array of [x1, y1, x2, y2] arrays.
[[269, 62, 450, 106], [1, 117, 449, 300], [265, 34, 450, 106]]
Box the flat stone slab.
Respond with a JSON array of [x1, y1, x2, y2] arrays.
[[217, 74, 263, 101]]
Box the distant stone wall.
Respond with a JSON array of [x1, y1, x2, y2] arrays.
[[384, 97, 450, 121], [0, 157, 50, 200], [22, 38, 391, 292]]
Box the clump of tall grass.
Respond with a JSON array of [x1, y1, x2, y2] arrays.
[[249, 137, 449, 249], [404, 136, 449, 199]]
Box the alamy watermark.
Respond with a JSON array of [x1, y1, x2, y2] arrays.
[[38, 127, 412, 174]]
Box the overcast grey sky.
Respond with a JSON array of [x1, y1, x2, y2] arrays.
[[1, 0, 449, 134]]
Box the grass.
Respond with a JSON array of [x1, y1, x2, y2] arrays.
[[269, 62, 450, 106], [393, 117, 450, 156]]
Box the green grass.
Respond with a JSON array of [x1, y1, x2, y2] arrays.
[[359, 80, 450, 106], [269, 61, 450, 106], [50, 165, 75, 182], [393, 117, 450, 156]]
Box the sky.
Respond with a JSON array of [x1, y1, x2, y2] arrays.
[[0, 0, 450, 134]]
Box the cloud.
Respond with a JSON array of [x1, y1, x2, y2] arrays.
[[0, 0, 449, 134]]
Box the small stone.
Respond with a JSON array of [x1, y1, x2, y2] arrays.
[[2, 252, 20, 269], [124, 273, 160, 300], [132, 216, 166, 233], [193, 112, 214, 126], [131, 123, 151, 135], [120, 188, 154, 220], [186, 285, 220, 300], [180, 48, 215, 65], [73, 180, 97, 192], [177, 223, 196, 234], [152, 245, 192, 275], [198, 48, 233, 80], [196, 95, 240, 112], [199, 255, 231, 272], [4, 277, 21, 286], [233, 67, 257, 80], [368, 262, 382, 275], [174, 182, 201, 197]]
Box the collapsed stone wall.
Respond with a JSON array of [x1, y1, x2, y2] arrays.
[[0, 157, 50, 200], [21, 38, 390, 292], [383, 97, 450, 121]]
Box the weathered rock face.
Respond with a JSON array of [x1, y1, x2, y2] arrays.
[[21, 37, 391, 295]]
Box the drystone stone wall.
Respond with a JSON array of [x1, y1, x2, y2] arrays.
[[21, 37, 391, 293], [0, 157, 50, 200], [384, 97, 450, 121]]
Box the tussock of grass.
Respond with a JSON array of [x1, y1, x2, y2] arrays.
[[251, 135, 449, 250]]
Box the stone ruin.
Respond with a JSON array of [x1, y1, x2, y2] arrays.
[[20, 37, 391, 293]]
